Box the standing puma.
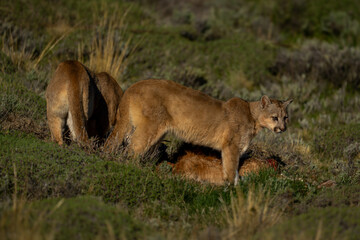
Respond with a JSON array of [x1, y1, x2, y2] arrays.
[[105, 79, 292, 184], [46, 60, 123, 145]]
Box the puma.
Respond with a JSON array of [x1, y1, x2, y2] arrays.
[[105, 79, 291, 184], [46, 60, 123, 145], [170, 144, 278, 185]]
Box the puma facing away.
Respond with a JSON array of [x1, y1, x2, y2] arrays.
[[105, 79, 292, 184], [46, 60, 123, 145]]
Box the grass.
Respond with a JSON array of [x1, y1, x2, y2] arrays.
[[258, 206, 360, 240], [0, 131, 228, 219], [0, 72, 47, 123], [0, 0, 359, 239], [0, 131, 322, 238], [313, 123, 360, 159], [1, 31, 67, 72], [79, 5, 133, 82], [222, 186, 283, 239], [0, 195, 147, 240]]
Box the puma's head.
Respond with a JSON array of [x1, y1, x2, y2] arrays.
[[258, 95, 293, 133]]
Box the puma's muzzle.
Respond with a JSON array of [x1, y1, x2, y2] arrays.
[[274, 126, 286, 133]]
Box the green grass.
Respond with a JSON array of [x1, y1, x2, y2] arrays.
[[314, 123, 360, 160], [0, 72, 47, 128], [258, 206, 360, 240], [28, 197, 146, 240], [0, 131, 330, 238], [0, 131, 231, 223]]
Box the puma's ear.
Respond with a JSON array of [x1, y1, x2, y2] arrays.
[[283, 99, 293, 108], [261, 95, 271, 109]]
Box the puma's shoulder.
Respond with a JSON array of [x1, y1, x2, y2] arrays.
[[225, 97, 251, 114], [224, 97, 255, 129]]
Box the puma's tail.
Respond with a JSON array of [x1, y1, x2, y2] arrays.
[[67, 77, 89, 143]]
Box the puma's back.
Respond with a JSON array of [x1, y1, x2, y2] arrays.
[[109, 79, 230, 151]]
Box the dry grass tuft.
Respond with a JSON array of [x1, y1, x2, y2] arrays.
[[78, 5, 132, 82], [221, 187, 283, 239], [1, 32, 66, 71], [0, 200, 56, 240], [1, 33, 33, 70]]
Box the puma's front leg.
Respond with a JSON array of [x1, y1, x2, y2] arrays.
[[221, 144, 241, 184]]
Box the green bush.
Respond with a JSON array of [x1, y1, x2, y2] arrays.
[[272, 40, 360, 90]]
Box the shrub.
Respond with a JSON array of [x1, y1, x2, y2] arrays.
[[272, 40, 360, 90]]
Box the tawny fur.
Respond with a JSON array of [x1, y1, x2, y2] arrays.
[[172, 150, 275, 185], [46, 60, 123, 145], [105, 79, 292, 184]]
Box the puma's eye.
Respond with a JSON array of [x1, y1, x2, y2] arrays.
[[284, 116, 288, 120], [272, 116, 278, 121]]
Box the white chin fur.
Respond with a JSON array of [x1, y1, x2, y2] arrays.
[[273, 128, 282, 133]]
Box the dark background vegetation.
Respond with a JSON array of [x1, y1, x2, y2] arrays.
[[0, 0, 359, 239]]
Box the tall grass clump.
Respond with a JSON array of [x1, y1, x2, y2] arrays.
[[79, 5, 132, 82], [221, 186, 283, 239], [1, 32, 66, 72], [1, 33, 33, 71]]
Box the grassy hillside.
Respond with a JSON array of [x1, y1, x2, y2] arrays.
[[1, 0, 359, 239]]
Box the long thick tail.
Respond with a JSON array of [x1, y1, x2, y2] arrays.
[[67, 78, 89, 143]]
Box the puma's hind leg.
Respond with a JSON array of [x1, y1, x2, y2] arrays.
[[67, 111, 88, 143], [66, 81, 90, 143], [47, 113, 66, 145], [128, 117, 167, 156]]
